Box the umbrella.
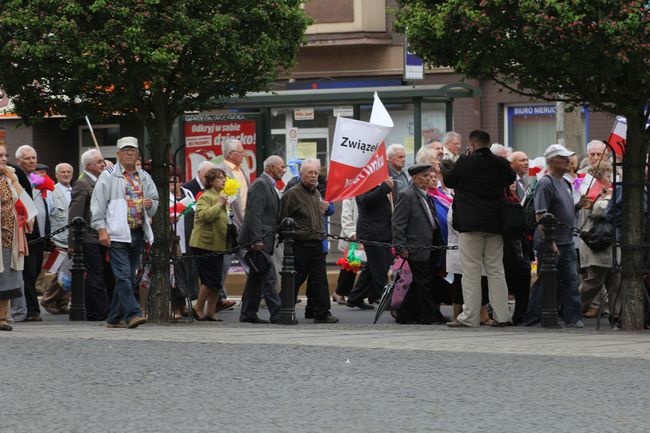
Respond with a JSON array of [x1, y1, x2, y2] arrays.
[[373, 260, 406, 324]]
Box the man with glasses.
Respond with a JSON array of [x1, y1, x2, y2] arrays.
[[91, 137, 158, 328], [69, 148, 111, 321]]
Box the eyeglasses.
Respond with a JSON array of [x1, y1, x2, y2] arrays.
[[119, 148, 138, 153], [92, 159, 105, 165]]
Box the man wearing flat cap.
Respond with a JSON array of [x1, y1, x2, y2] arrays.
[[444, 129, 516, 327], [523, 143, 583, 327], [392, 163, 445, 324], [91, 136, 158, 329]]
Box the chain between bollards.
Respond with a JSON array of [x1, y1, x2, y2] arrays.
[[277, 217, 298, 325], [68, 217, 86, 321], [539, 213, 560, 328]]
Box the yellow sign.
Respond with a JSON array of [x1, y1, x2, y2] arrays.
[[297, 141, 317, 159]]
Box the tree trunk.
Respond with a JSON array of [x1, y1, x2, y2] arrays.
[[620, 111, 648, 330], [144, 94, 175, 323]]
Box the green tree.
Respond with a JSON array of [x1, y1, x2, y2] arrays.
[[0, 0, 310, 322], [395, 0, 650, 329]]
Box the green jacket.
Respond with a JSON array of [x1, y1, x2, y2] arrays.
[[189, 188, 229, 251]]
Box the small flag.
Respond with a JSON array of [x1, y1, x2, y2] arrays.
[[170, 196, 195, 218], [42, 248, 66, 274], [608, 116, 627, 157]]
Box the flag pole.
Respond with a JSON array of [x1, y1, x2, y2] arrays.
[[84, 116, 100, 150]]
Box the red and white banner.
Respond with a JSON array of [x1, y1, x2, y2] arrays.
[[325, 93, 393, 202], [608, 116, 627, 157], [183, 117, 257, 183]]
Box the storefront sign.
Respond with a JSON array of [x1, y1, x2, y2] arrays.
[[294, 107, 314, 121], [333, 106, 354, 117], [183, 119, 257, 182]]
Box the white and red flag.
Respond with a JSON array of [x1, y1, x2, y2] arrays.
[[608, 116, 627, 157], [325, 92, 394, 202]]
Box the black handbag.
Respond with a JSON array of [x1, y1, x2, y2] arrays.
[[579, 216, 614, 251], [502, 200, 526, 239]]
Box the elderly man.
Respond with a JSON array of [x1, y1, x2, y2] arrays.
[[426, 139, 445, 162], [508, 151, 530, 202], [442, 131, 462, 162], [445, 129, 516, 327], [524, 144, 584, 328], [386, 143, 410, 195], [183, 160, 214, 196], [238, 155, 286, 324], [15, 144, 48, 321], [40, 163, 74, 314], [69, 149, 110, 321], [392, 164, 445, 324], [580, 139, 608, 173], [278, 158, 338, 323], [214, 138, 250, 310], [346, 176, 394, 310], [91, 137, 158, 329]]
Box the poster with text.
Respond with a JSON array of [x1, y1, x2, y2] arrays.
[[184, 116, 257, 182]]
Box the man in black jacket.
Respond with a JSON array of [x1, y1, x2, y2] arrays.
[[444, 129, 516, 327], [346, 177, 394, 309]]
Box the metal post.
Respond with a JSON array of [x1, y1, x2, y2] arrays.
[[278, 217, 298, 325], [68, 217, 86, 321], [539, 213, 560, 328]]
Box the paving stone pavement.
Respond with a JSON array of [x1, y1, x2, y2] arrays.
[[2, 304, 650, 433]]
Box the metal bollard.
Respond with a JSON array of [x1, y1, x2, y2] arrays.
[[278, 217, 298, 325], [539, 213, 560, 328], [68, 217, 87, 321]]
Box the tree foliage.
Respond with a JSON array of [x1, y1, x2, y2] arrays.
[[395, 0, 650, 329], [0, 0, 310, 322]]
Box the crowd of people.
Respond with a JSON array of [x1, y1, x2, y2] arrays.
[[0, 129, 627, 330]]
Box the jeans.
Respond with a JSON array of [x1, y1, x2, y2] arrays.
[[106, 229, 144, 324], [524, 244, 582, 325]]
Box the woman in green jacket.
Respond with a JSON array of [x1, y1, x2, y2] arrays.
[[189, 168, 230, 321]]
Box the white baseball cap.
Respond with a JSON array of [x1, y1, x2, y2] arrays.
[[544, 143, 574, 159], [116, 136, 138, 149]]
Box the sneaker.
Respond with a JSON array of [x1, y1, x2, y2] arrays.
[[313, 314, 339, 324], [126, 316, 147, 329], [105, 321, 127, 329], [566, 320, 584, 328]]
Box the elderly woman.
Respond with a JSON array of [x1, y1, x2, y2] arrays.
[[0, 144, 32, 331], [189, 168, 230, 321], [578, 161, 615, 317]]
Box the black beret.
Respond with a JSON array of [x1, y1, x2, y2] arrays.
[[407, 163, 433, 176]]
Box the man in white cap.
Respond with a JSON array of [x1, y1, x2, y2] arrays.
[[523, 143, 584, 327], [91, 136, 158, 329]]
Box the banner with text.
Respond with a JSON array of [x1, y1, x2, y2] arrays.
[[325, 93, 393, 202], [183, 117, 257, 182]]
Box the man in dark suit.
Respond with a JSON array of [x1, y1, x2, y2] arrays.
[[346, 177, 394, 309], [238, 156, 286, 323], [444, 129, 516, 327], [509, 151, 529, 202], [16, 145, 49, 321], [392, 164, 445, 324], [182, 160, 214, 197], [69, 149, 110, 321]]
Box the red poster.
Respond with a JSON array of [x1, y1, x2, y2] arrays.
[[184, 116, 257, 182]]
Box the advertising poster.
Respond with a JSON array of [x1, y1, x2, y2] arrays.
[[183, 114, 257, 182]]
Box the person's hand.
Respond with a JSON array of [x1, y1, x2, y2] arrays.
[[252, 242, 264, 251], [98, 229, 110, 247], [578, 195, 592, 209], [383, 176, 394, 190], [217, 195, 228, 206], [551, 241, 560, 256], [143, 198, 153, 209], [398, 249, 409, 259], [320, 201, 330, 214]]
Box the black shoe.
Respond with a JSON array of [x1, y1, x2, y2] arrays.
[[0, 323, 12, 331], [26, 315, 42, 322], [305, 310, 314, 319], [346, 301, 375, 310], [314, 314, 339, 324], [239, 315, 269, 324]]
